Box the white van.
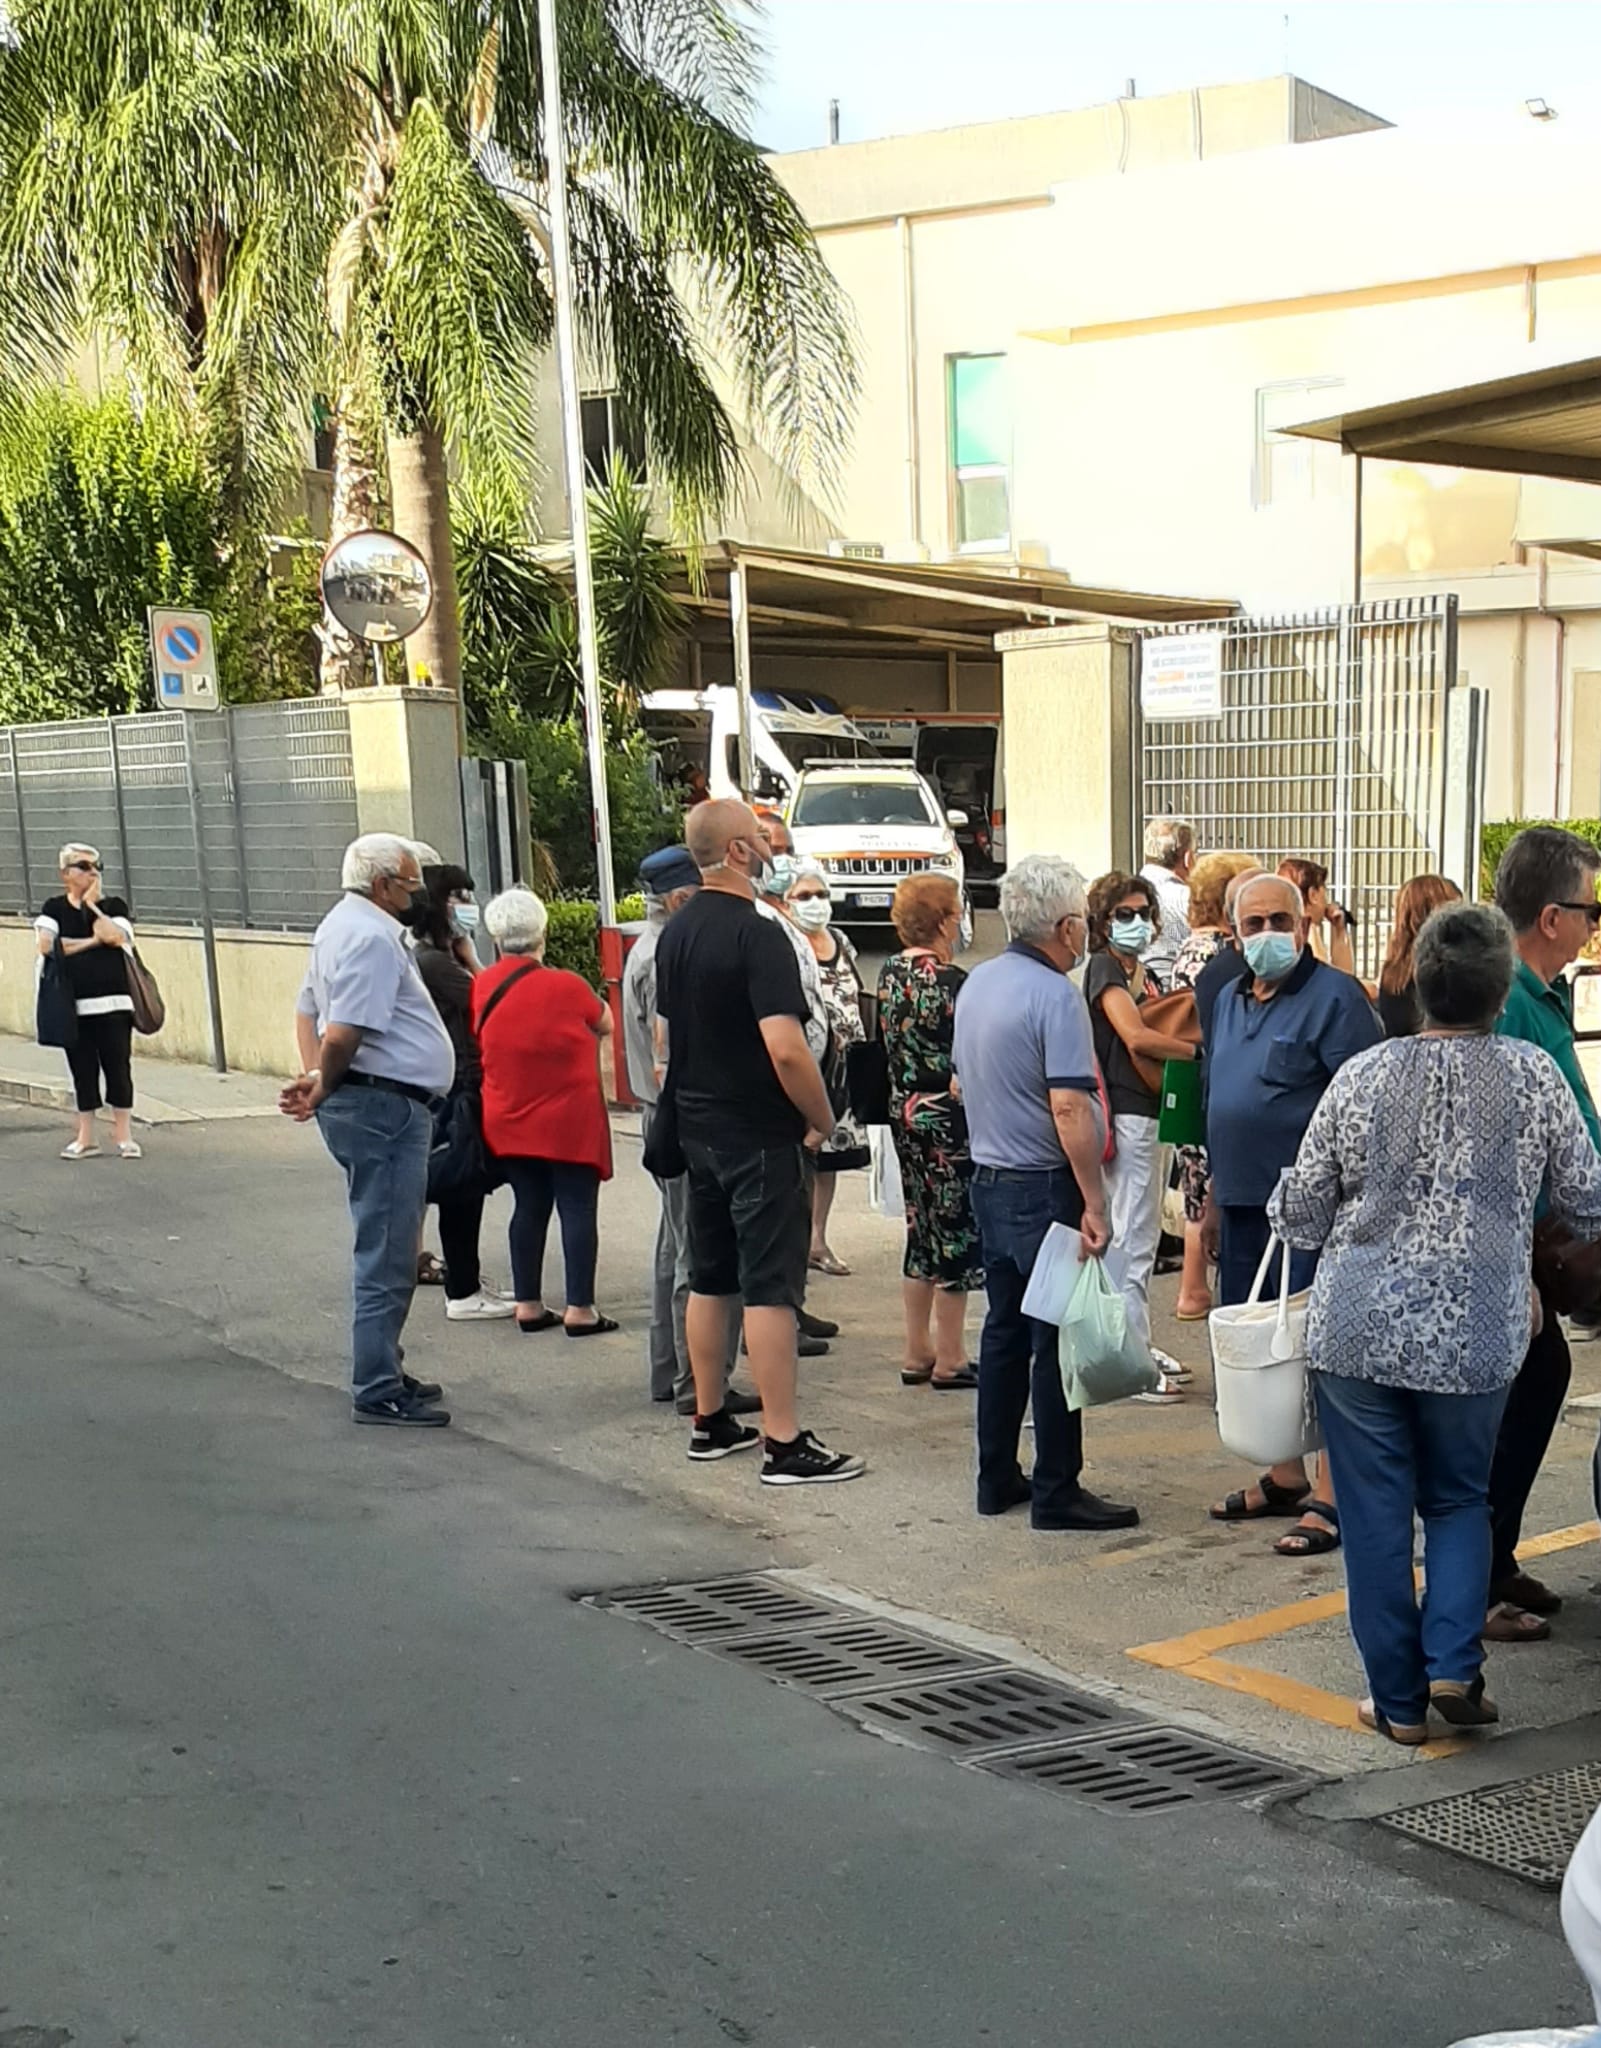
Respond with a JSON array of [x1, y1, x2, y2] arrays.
[[640, 686, 879, 809]]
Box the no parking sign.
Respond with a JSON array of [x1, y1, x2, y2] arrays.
[[147, 606, 221, 711]]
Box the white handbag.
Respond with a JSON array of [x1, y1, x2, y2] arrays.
[[1208, 1234, 1322, 1465]]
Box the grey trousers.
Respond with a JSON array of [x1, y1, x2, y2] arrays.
[[643, 1105, 738, 1405]]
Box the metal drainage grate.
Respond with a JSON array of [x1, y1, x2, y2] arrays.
[[974, 1727, 1304, 1813], [588, 1576, 847, 1642], [836, 1668, 1133, 1753], [1381, 1761, 1601, 1889], [711, 1619, 996, 1696]]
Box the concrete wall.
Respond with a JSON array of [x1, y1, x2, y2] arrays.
[[997, 626, 1135, 877], [1, 921, 311, 1079]]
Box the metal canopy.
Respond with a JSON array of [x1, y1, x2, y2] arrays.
[[1286, 353, 1601, 485]]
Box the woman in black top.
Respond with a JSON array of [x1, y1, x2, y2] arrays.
[[411, 863, 511, 1321], [1377, 875, 1461, 1038], [34, 842, 141, 1159]]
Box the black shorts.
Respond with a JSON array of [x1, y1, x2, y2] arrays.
[[682, 1138, 809, 1310]]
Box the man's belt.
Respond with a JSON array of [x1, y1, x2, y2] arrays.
[[341, 1070, 442, 1109]]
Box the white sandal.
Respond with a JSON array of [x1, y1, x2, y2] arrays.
[[60, 1140, 101, 1160], [118, 1139, 143, 1160], [1132, 1371, 1185, 1406]]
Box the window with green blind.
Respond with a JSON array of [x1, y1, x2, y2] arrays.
[[947, 354, 1010, 551]]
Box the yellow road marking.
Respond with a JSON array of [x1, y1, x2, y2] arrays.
[[1126, 1520, 1598, 1748]]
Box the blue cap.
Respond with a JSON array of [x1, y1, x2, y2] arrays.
[[639, 845, 700, 895]]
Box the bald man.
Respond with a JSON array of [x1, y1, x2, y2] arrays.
[[654, 801, 865, 1485]]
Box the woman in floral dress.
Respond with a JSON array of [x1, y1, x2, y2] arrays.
[[785, 860, 871, 1274], [878, 872, 982, 1389]]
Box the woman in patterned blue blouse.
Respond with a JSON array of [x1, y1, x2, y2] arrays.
[[1269, 901, 1601, 1746]]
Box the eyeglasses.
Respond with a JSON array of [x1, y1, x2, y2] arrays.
[[1556, 901, 1601, 924], [67, 860, 102, 874]]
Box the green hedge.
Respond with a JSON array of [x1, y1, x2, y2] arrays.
[[1481, 819, 1601, 899], [542, 894, 646, 985]]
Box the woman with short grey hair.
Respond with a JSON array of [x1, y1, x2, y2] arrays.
[[1268, 901, 1601, 1743]]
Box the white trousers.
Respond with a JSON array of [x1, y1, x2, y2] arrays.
[[1106, 1113, 1164, 1355]]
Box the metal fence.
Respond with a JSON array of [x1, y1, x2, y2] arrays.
[[0, 698, 360, 930], [1135, 596, 1465, 978]]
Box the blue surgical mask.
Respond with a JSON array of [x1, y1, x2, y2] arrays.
[[452, 901, 480, 934], [1243, 931, 1300, 982], [1109, 915, 1153, 957]]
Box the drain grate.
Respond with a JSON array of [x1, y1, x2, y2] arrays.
[[712, 1619, 996, 1696], [589, 1575, 846, 1642], [1381, 1760, 1601, 1888], [836, 1667, 1133, 1752], [974, 1727, 1304, 1812]]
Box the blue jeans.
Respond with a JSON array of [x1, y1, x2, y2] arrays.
[[317, 1087, 432, 1407], [1313, 1370, 1509, 1727], [1217, 1204, 1318, 1308], [502, 1158, 601, 1308], [970, 1166, 1084, 1521]]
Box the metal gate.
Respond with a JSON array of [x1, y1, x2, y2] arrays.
[[1136, 596, 1472, 978]]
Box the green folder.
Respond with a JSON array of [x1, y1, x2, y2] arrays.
[[1156, 1058, 1205, 1146]]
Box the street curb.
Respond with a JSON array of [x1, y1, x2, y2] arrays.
[[0, 1072, 75, 1113]]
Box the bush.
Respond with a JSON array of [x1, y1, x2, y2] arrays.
[[542, 894, 646, 986], [1480, 819, 1601, 899], [483, 711, 678, 896]]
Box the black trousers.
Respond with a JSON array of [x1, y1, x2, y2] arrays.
[[65, 1012, 134, 1112], [435, 1190, 485, 1302], [1488, 1289, 1571, 1587]]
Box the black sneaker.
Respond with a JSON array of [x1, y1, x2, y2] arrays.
[[687, 1410, 761, 1461], [798, 1309, 840, 1341], [402, 1372, 443, 1403], [353, 1394, 451, 1427], [760, 1430, 865, 1486]]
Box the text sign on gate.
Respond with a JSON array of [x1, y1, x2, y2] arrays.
[[147, 606, 221, 712], [1141, 633, 1225, 722]]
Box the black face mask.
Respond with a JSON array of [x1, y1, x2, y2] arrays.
[[396, 895, 428, 930]]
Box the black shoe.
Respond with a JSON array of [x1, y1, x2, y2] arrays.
[[798, 1309, 839, 1341], [402, 1372, 443, 1403], [353, 1394, 451, 1427], [724, 1386, 763, 1416], [687, 1410, 761, 1461], [742, 1333, 830, 1359], [760, 1430, 865, 1486], [977, 1473, 1033, 1517], [651, 1390, 676, 1404], [1032, 1487, 1139, 1532]]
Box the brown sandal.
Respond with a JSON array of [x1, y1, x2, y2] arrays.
[[1482, 1601, 1551, 1644]]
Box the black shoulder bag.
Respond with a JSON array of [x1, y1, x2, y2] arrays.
[[428, 960, 539, 1203], [36, 936, 79, 1050]]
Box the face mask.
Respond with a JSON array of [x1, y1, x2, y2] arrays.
[[1109, 915, 1153, 957], [452, 901, 480, 935], [1243, 931, 1300, 982], [392, 888, 426, 928], [750, 845, 787, 896], [791, 894, 832, 931]]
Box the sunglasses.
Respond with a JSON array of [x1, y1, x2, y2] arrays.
[[1557, 900, 1601, 924], [67, 860, 103, 874], [1110, 905, 1149, 923]]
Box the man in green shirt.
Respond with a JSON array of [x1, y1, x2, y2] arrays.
[[1489, 825, 1601, 1640]]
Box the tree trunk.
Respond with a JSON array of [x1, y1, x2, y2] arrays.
[[387, 418, 466, 751], [319, 390, 382, 694]]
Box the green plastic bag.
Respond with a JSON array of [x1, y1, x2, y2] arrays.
[[1156, 1057, 1205, 1146], [1059, 1257, 1160, 1410]]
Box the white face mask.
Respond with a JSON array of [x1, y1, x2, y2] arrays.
[[452, 900, 480, 934], [791, 894, 832, 931]]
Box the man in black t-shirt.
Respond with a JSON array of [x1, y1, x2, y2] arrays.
[[655, 800, 865, 1486]]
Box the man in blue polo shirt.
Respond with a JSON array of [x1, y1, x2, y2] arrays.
[[954, 853, 1138, 1532], [1202, 871, 1382, 1535]]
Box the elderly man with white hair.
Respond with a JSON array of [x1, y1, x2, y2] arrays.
[[1138, 816, 1196, 987], [952, 853, 1138, 1532], [281, 832, 457, 1427], [1202, 869, 1381, 1544]]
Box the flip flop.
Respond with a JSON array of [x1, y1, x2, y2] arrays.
[[565, 1315, 620, 1338], [1175, 1306, 1212, 1323], [900, 1362, 936, 1386], [930, 1364, 979, 1390]]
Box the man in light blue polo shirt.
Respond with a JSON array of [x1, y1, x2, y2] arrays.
[[954, 854, 1138, 1533], [280, 833, 456, 1427]]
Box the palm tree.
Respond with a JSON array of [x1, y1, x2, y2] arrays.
[[0, 0, 858, 708]]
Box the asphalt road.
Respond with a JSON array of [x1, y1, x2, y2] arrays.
[[0, 1253, 1586, 2048]]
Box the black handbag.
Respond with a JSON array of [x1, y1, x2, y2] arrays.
[[845, 1037, 891, 1125], [641, 1063, 686, 1180], [427, 1087, 490, 1202], [36, 937, 78, 1050]]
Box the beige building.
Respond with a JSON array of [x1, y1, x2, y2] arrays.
[[662, 74, 1601, 824]]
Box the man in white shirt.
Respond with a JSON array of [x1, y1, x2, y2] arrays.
[[1139, 816, 1196, 987], [280, 833, 456, 1427]]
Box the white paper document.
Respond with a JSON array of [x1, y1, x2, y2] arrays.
[[1021, 1222, 1131, 1327]]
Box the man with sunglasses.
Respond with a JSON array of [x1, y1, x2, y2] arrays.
[[1485, 826, 1601, 1641]]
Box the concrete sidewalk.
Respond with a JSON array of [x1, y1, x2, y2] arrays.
[[0, 1030, 283, 1122]]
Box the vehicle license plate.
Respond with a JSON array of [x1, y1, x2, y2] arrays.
[[854, 891, 893, 908]]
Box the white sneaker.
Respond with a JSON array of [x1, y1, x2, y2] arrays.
[[445, 1292, 516, 1322]]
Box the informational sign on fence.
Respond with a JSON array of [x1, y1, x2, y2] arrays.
[[148, 607, 221, 712], [1140, 633, 1225, 722]]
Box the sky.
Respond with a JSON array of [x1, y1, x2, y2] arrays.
[[752, 1, 1601, 153]]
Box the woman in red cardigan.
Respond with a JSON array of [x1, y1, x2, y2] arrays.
[[473, 889, 617, 1336]]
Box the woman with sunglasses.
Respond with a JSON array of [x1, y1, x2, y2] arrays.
[[1084, 870, 1199, 1401], [34, 843, 141, 1159]]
